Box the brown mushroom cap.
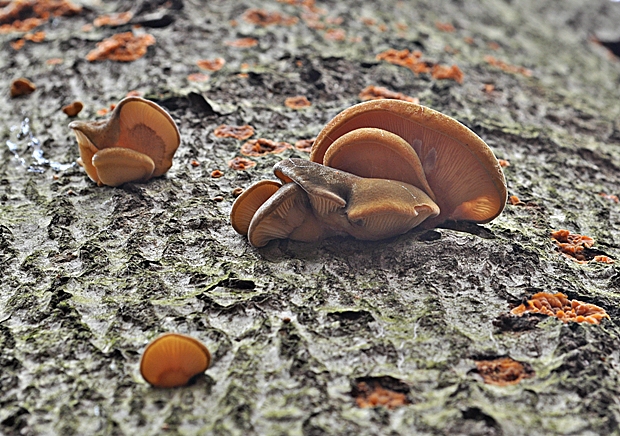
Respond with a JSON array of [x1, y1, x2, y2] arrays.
[[273, 159, 439, 240], [231, 180, 281, 236], [309, 100, 507, 226], [69, 96, 180, 180], [247, 182, 326, 247], [323, 127, 435, 200], [92, 147, 155, 187], [140, 333, 211, 388]]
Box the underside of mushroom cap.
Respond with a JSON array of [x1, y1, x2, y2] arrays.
[[310, 100, 507, 226], [323, 127, 435, 200], [231, 180, 281, 236]]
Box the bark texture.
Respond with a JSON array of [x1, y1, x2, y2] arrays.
[[1, 0, 620, 434]]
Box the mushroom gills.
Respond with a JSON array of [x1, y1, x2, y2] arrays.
[[92, 147, 155, 187], [248, 182, 326, 247], [323, 127, 435, 200], [231, 180, 281, 235]]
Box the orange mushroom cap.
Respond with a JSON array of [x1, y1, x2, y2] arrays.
[[69, 96, 180, 185], [231, 180, 281, 236], [310, 100, 507, 226], [140, 333, 211, 388]]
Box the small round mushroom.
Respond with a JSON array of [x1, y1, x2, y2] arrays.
[[231, 180, 281, 236], [91, 147, 155, 187], [69, 96, 180, 186], [309, 100, 507, 227], [273, 158, 440, 241], [140, 333, 211, 388]]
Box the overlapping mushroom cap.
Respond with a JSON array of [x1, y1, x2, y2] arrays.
[[310, 100, 507, 227], [69, 96, 180, 187]]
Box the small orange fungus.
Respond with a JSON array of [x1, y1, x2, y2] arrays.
[[358, 85, 419, 103], [241, 138, 292, 157], [214, 124, 255, 140], [498, 159, 510, 167], [435, 21, 455, 32], [599, 192, 619, 203], [187, 73, 210, 82], [228, 156, 256, 170], [284, 95, 311, 109], [354, 381, 409, 409], [10, 77, 36, 98], [62, 101, 83, 117], [10, 38, 25, 50], [86, 32, 155, 62], [93, 11, 133, 27], [243, 8, 297, 26], [509, 195, 524, 206], [324, 28, 346, 41], [197, 57, 226, 72], [511, 292, 610, 324], [550, 229, 611, 263], [211, 169, 223, 178], [431, 64, 464, 84], [140, 333, 211, 388], [483, 84, 496, 93], [0, 0, 82, 33], [475, 357, 534, 386], [225, 37, 258, 48], [484, 55, 532, 77], [294, 138, 315, 152], [232, 187, 244, 196]]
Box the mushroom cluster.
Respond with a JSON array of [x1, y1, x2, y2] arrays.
[[231, 100, 507, 247], [69, 96, 180, 187]]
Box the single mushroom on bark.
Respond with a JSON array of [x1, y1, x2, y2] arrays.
[[69, 96, 180, 187]]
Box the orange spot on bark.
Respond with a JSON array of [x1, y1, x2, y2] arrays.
[[358, 85, 419, 103], [213, 125, 255, 140], [511, 292, 610, 324], [475, 357, 534, 386], [86, 31, 155, 62]]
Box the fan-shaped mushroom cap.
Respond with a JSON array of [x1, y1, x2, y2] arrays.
[[140, 333, 211, 388], [247, 182, 327, 247], [323, 127, 435, 200], [274, 158, 439, 240], [231, 180, 281, 235], [69, 96, 180, 184], [92, 147, 155, 187], [310, 100, 506, 226]]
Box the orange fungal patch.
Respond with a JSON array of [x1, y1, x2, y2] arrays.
[[197, 57, 226, 71], [599, 192, 619, 203], [93, 11, 133, 27], [225, 37, 258, 48], [511, 292, 610, 324], [294, 138, 315, 153], [241, 138, 292, 157], [354, 381, 409, 409], [187, 73, 210, 82], [508, 195, 524, 206], [0, 0, 82, 33], [62, 101, 83, 117], [10, 77, 36, 98], [86, 31, 155, 62], [243, 8, 297, 26], [484, 55, 532, 77], [228, 156, 256, 171], [498, 159, 510, 167], [431, 64, 464, 84], [214, 124, 255, 140], [475, 357, 534, 386], [549, 229, 611, 263], [377, 48, 463, 83], [285, 95, 311, 109], [435, 21, 455, 32], [358, 85, 419, 103]]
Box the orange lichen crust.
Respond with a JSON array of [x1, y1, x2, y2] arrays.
[[358, 85, 419, 103], [93, 11, 133, 27], [86, 32, 155, 62], [511, 292, 610, 324], [376, 48, 464, 83], [62, 101, 83, 116], [10, 77, 36, 97], [225, 37, 258, 48], [508, 195, 524, 206], [284, 95, 311, 109], [484, 55, 532, 77], [214, 124, 255, 140], [0, 0, 82, 33], [228, 156, 256, 170], [549, 229, 613, 263], [243, 8, 297, 26], [294, 138, 314, 152], [475, 357, 534, 386], [354, 381, 409, 409], [197, 57, 226, 71], [240, 138, 292, 156]]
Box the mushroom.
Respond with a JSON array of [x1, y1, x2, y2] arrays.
[[140, 333, 211, 388], [69, 96, 180, 187], [273, 159, 440, 241], [246, 182, 329, 247], [231, 180, 281, 235], [309, 100, 507, 227]]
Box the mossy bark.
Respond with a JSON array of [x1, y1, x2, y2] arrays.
[[1, 0, 620, 434]]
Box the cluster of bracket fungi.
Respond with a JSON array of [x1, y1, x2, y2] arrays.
[[231, 99, 508, 247]]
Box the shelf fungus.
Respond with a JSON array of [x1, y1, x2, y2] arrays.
[[231, 101, 507, 247], [69, 96, 180, 187], [511, 292, 610, 324], [140, 333, 211, 388]]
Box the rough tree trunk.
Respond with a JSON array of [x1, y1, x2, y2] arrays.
[[1, 0, 620, 434]]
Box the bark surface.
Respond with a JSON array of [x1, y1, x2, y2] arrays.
[[1, 0, 620, 434]]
